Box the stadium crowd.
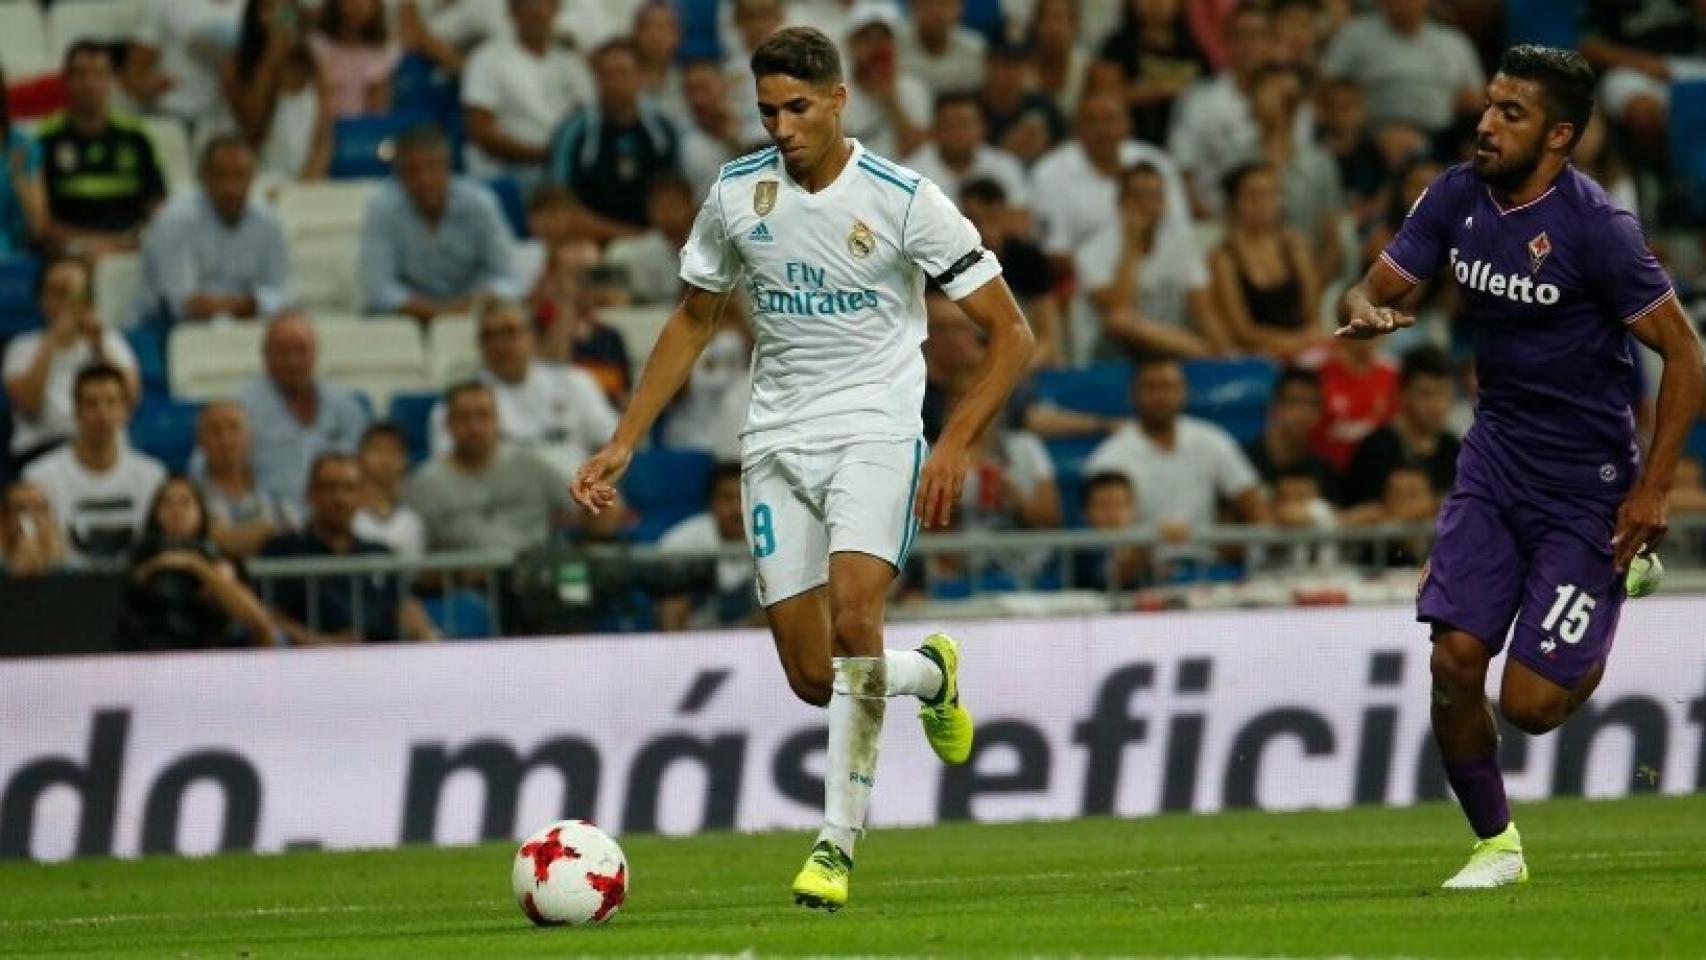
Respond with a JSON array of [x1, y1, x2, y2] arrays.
[[0, 0, 1705, 648]]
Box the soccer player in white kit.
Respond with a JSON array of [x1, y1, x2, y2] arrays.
[[572, 25, 1035, 911]]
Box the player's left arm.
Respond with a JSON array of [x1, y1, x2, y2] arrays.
[[1619, 295, 1705, 570], [920, 276, 1036, 528]]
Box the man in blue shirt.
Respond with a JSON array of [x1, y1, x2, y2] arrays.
[[134, 135, 290, 327], [359, 125, 519, 323], [239, 311, 370, 507]]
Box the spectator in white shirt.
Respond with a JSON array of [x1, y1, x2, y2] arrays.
[[902, 0, 987, 96], [430, 299, 618, 482], [125, 0, 245, 130], [656, 461, 759, 631], [841, 3, 931, 158], [24, 363, 167, 568], [1166, 5, 1284, 218], [220, 0, 333, 181], [1084, 357, 1267, 549], [4, 258, 140, 470], [1024, 0, 1093, 118], [461, 0, 595, 188], [723, 0, 787, 144], [239, 311, 372, 506], [1077, 162, 1228, 361], [633, 0, 686, 116], [604, 173, 697, 305], [353, 421, 426, 559], [1319, 0, 1485, 144], [398, 0, 612, 72], [678, 58, 747, 200], [903, 92, 1030, 212], [1030, 91, 1192, 275]]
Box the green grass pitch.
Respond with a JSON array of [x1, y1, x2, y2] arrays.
[[3, 795, 1705, 957]]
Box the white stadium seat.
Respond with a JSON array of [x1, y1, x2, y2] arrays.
[[93, 250, 141, 330], [312, 314, 429, 409], [287, 233, 363, 314], [0, 4, 53, 78], [268, 180, 377, 243], [168, 322, 266, 401], [426, 313, 479, 387], [141, 116, 193, 189], [48, 0, 143, 58]]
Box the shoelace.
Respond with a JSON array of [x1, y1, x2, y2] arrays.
[[810, 845, 848, 875]]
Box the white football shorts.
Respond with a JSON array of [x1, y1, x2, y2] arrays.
[[740, 438, 926, 607]]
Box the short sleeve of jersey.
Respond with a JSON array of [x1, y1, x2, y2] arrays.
[[1593, 206, 1675, 325], [903, 179, 1001, 301], [678, 182, 743, 294], [1379, 171, 1460, 285]]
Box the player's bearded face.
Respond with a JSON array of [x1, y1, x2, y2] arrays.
[[1472, 74, 1549, 191], [756, 75, 845, 175]]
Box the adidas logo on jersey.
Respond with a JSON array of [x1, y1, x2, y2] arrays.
[[1449, 247, 1560, 305], [748, 222, 775, 244]]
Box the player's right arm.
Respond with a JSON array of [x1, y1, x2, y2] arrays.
[[572, 181, 743, 514], [1336, 174, 1458, 339], [571, 285, 731, 514]]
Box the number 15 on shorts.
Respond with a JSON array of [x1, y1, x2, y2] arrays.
[[1541, 584, 1595, 645]]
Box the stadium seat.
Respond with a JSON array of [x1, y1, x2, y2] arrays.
[[1506, 0, 1584, 49], [93, 250, 141, 330], [389, 55, 463, 165], [124, 323, 168, 398], [129, 396, 202, 473], [386, 391, 440, 465], [485, 175, 530, 238], [1182, 357, 1277, 444], [0, 257, 42, 338], [622, 446, 713, 542], [288, 234, 364, 314], [1671, 82, 1706, 221], [47, 0, 142, 60], [167, 322, 266, 400], [423, 590, 493, 639], [312, 314, 429, 409], [330, 112, 431, 179], [0, 4, 53, 78], [269, 180, 377, 242], [1033, 360, 1134, 418], [426, 313, 479, 386], [141, 116, 193, 189]]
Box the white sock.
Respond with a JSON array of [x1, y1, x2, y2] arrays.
[[817, 656, 886, 858], [884, 649, 943, 701]]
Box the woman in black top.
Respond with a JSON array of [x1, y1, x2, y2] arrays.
[[1210, 161, 1322, 361], [115, 476, 277, 651]]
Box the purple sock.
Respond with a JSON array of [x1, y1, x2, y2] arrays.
[[1444, 754, 1511, 839]]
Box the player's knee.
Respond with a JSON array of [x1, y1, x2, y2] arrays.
[[830, 603, 882, 651], [1499, 695, 1567, 736], [787, 661, 833, 707], [1429, 639, 1487, 696]]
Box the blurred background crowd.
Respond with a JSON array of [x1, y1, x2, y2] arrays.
[[1, 0, 1705, 650]]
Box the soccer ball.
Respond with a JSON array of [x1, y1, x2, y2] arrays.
[[511, 820, 629, 926]]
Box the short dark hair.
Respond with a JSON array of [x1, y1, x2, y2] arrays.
[[751, 26, 842, 87], [960, 177, 1008, 207], [394, 123, 450, 157], [1496, 44, 1596, 150], [1222, 160, 1274, 203], [933, 90, 982, 117], [1400, 344, 1452, 386], [1271, 365, 1321, 402], [593, 36, 641, 67], [360, 421, 408, 451], [1119, 160, 1164, 199], [647, 171, 695, 201], [73, 361, 129, 405], [445, 380, 493, 409], [1082, 470, 1134, 505], [199, 132, 253, 170], [307, 451, 360, 489], [62, 40, 113, 75]]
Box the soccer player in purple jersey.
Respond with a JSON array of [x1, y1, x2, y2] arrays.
[[1337, 46, 1705, 889]]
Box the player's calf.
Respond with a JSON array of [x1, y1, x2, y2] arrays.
[[784, 660, 833, 707]]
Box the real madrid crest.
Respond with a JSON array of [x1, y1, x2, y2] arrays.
[[848, 219, 875, 259], [754, 180, 778, 216]]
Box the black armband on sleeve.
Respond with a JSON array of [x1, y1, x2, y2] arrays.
[[932, 248, 989, 288]]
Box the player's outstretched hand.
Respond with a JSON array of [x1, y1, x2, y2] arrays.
[[1334, 306, 1415, 340], [1612, 485, 1668, 572], [572, 443, 633, 516], [915, 443, 972, 530]]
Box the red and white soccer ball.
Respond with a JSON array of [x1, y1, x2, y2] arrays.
[[511, 820, 629, 926]]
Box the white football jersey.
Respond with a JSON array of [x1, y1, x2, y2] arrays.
[[680, 140, 1001, 463]]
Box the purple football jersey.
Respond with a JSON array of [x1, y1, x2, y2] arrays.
[[1382, 164, 1675, 492]]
